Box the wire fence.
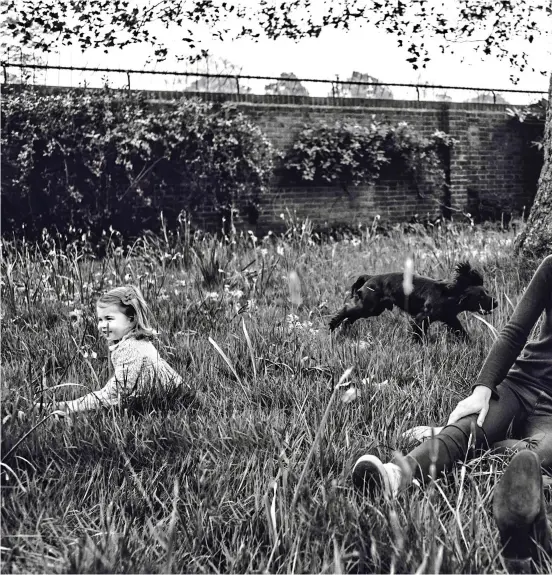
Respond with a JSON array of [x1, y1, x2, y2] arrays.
[[1, 61, 548, 106]]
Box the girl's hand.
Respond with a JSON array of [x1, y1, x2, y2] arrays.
[[17, 406, 67, 421], [447, 385, 492, 427]]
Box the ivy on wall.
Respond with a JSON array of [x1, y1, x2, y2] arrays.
[[282, 119, 456, 197]]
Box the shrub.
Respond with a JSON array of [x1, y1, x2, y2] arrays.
[[282, 119, 389, 192], [283, 119, 455, 197], [1, 87, 274, 238]]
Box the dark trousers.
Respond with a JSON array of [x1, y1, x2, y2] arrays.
[[398, 379, 552, 483]]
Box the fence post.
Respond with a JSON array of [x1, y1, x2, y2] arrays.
[[127, 71, 131, 93], [235, 75, 240, 95]]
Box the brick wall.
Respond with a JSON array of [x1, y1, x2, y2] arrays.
[[32, 86, 540, 232], [165, 91, 536, 231]]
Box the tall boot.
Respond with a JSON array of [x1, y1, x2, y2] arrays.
[[493, 450, 552, 573]]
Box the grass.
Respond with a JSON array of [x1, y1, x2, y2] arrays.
[[1, 217, 550, 574]]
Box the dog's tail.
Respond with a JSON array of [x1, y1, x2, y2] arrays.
[[350, 274, 373, 296]]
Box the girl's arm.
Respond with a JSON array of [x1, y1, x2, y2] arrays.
[[54, 377, 120, 413], [56, 345, 148, 414], [474, 255, 552, 395]]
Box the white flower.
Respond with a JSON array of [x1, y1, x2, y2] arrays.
[[373, 379, 390, 390], [69, 309, 83, 327], [341, 387, 362, 404], [276, 245, 284, 256]]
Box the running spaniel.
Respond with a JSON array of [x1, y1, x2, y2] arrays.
[[329, 262, 497, 340]]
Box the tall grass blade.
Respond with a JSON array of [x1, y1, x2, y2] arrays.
[[208, 336, 245, 389], [472, 314, 499, 341], [291, 368, 352, 509], [2, 411, 68, 462], [242, 318, 257, 382], [0, 462, 28, 492]]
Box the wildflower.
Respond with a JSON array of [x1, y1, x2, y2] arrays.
[[276, 245, 284, 256], [286, 313, 300, 324], [341, 387, 362, 404], [81, 350, 98, 359], [372, 379, 390, 390], [69, 309, 83, 327]]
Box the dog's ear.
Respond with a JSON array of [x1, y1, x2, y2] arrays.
[[351, 274, 371, 295], [455, 261, 484, 287]]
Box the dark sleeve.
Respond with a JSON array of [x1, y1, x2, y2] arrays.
[[474, 255, 552, 395]]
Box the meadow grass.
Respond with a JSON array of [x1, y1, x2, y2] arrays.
[[1, 218, 550, 574]]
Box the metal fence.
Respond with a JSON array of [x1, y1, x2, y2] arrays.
[[1, 61, 548, 106]]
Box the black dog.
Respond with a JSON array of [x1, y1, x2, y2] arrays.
[[329, 262, 497, 340]]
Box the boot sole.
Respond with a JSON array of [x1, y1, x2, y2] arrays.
[[352, 454, 391, 498], [493, 450, 543, 559]]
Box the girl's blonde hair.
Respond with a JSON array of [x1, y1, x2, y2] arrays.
[[97, 285, 156, 339]]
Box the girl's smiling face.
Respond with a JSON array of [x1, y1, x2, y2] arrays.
[[96, 303, 135, 343]]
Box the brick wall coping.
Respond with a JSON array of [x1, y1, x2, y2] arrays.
[[12, 84, 513, 112]]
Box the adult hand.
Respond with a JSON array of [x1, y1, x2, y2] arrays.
[[447, 385, 492, 427]]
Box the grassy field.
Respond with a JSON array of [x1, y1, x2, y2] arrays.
[[1, 218, 549, 574]]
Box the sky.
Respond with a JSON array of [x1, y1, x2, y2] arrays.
[[5, 1, 551, 105]]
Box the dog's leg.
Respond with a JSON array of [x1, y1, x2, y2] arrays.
[[329, 306, 351, 331], [329, 284, 386, 332], [443, 316, 469, 341]]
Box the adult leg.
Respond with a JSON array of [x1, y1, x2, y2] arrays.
[[399, 381, 528, 484], [517, 390, 552, 473]]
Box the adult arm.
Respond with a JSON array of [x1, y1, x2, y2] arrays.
[[474, 255, 552, 395], [448, 256, 552, 426]]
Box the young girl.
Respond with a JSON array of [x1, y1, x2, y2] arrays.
[[352, 254, 552, 496], [40, 285, 184, 414]]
